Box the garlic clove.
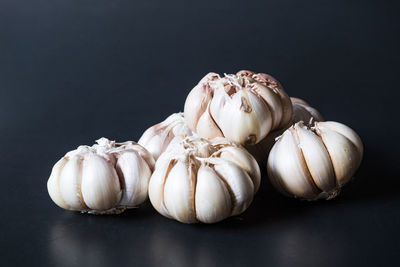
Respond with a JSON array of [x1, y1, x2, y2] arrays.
[[138, 113, 192, 161], [162, 160, 197, 223], [138, 131, 167, 161], [210, 88, 270, 144], [116, 151, 151, 207], [195, 165, 231, 223], [183, 73, 216, 132], [196, 102, 223, 139], [268, 129, 319, 199], [47, 157, 70, 210], [148, 155, 175, 219], [218, 146, 261, 193], [81, 153, 122, 211], [266, 138, 292, 197], [294, 123, 336, 192], [119, 141, 155, 171], [315, 123, 362, 186], [315, 121, 363, 156], [253, 72, 293, 129], [213, 160, 254, 216], [59, 155, 86, 211], [245, 89, 274, 142], [249, 83, 283, 130]]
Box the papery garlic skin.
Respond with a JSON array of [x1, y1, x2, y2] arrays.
[[184, 70, 292, 145], [138, 113, 193, 160], [148, 136, 261, 223], [47, 138, 155, 214], [245, 97, 323, 165], [267, 121, 363, 200]]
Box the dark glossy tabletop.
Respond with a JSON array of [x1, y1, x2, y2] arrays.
[[1, 1, 399, 266]]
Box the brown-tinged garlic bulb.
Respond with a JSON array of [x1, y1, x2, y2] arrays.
[[184, 70, 292, 145], [138, 113, 193, 160], [267, 121, 363, 200], [47, 138, 155, 214], [245, 97, 323, 165], [148, 136, 261, 223]]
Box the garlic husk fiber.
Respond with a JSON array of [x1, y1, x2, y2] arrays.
[[148, 136, 261, 223], [184, 70, 292, 145], [47, 138, 155, 214], [138, 112, 193, 160], [267, 121, 363, 200]]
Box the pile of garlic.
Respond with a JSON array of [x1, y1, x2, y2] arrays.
[[47, 70, 363, 223]]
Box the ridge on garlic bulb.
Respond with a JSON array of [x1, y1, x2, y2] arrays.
[[138, 112, 193, 160], [267, 121, 363, 200], [148, 136, 261, 223], [47, 138, 155, 214], [184, 70, 292, 145], [245, 97, 324, 165]]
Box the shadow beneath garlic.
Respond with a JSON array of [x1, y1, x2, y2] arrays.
[[115, 201, 156, 219]]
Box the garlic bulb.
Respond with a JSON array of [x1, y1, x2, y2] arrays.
[[267, 121, 363, 200], [47, 138, 155, 214], [245, 97, 324, 165], [148, 136, 261, 223], [184, 70, 292, 145], [290, 97, 324, 125], [138, 113, 193, 160]]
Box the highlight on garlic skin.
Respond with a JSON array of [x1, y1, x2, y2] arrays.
[[246, 97, 324, 165], [184, 70, 292, 145], [267, 121, 363, 200], [148, 136, 261, 223], [138, 112, 193, 160], [47, 138, 155, 214]]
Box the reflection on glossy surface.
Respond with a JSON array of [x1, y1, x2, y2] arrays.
[[47, 177, 399, 267], [48, 207, 344, 267], [270, 224, 347, 266], [48, 208, 154, 267], [49, 215, 116, 267]]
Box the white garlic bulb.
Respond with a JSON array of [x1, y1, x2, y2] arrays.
[[245, 97, 324, 165], [138, 112, 193, 160], [267, 121, 363, 200], [148, 136, 261, 223], [290, 97, 324, 124], [47, 138, 155, 214], [184, 70, 292, 145]]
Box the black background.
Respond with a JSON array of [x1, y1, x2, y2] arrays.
[[1, 1, 399, 266]]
